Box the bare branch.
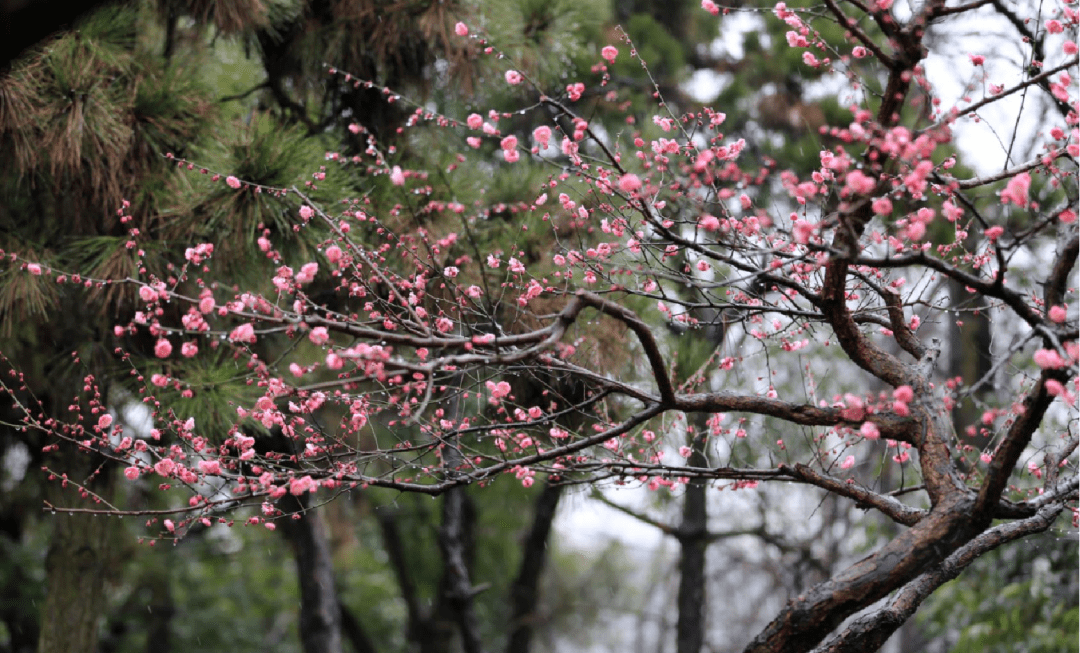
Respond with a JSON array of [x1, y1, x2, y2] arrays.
[[782, 464, 927, 526], [947, 150, 1071, 190]]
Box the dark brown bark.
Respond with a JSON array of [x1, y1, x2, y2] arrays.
[[675, 431, 709, 653], [811, 503, 1065, 653], [37, 449, 118, 653], [436, 488, 484, 653], [376, 509, 451, 653], [278, 493, 345, 653], [506, 482, 563, 653], [433, 373, 486, 653], [743, 491, 979, 653], [143, 559, 175, 653]]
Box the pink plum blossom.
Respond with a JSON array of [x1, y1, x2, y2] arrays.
[[390, 166, 406, 186], [699, 214, 721, 231], [154, 338, 173, 359], [309, 326, 330, 345], [845, 170, 876, 195], [872, 197, 893, 215], [618, 174, 642, 193], [1000, 172, 1030, 207], [1033, 348, 1067, 369], [533, 125, 552, 148], [230, 323, 256, 343], [154, 459, 176, 477]]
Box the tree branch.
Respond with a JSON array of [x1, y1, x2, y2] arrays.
[[810, 502, 1066, 653], [975, 367, 1073, 519], [947, 150, 1070, 190], [782, 464, 927, 526]]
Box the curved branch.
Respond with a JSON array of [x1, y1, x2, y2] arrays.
[[574, 291, 675, 404], [742, 489, 979, 653], [782, 464, 927, 526], [974, 367, 1074, 519], [811, 502, 1066, 653], [855, 250, 1045, 328], [675, 394, 918, 443], [821, 0, 895, 66], [995, 473, 1079, 519], [1044, 226, 1079, 312]]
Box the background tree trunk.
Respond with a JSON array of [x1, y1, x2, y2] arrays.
[[506, 482, 563, 653], [279, 493, 345, 653], [676, 429, 709, 653], [37, 449, 118, 653]]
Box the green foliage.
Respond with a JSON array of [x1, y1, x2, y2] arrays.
[[164, 115, 341, 274], [919, 529, 1080, 653], [101, 525, 302, 653], [472, 0, 609, 90], [135, 351, 265, 440]]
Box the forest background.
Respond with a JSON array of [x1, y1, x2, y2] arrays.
[[0, 1, 1077, 653]]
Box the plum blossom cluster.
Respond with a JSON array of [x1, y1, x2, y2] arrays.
[[1, 2, 1073, 570]]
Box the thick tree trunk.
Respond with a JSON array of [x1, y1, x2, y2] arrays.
[[279, 493, 344, 653], [676, 431, 709, 653], [436, 487, 484, 653], [377, 509, 452, 653], [506, 482, 563, 653], [37, 449, 118, 653], [433, 374, 486, 653]]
